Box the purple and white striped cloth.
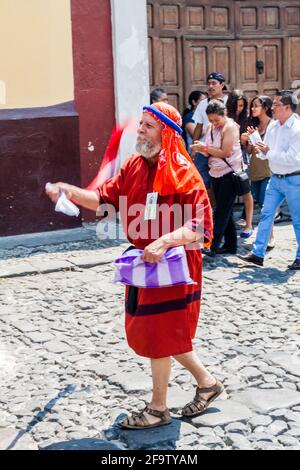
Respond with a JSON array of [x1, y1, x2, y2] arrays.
[[113, 246, 195, 288]]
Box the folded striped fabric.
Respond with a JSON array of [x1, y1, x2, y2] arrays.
[[113, 246, 195, 288]]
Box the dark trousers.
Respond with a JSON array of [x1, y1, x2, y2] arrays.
[[211, 172, 238, 252]]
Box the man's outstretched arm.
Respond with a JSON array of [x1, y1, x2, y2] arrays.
[[46, 182, 99, 212], [193, 123, 203, 142]]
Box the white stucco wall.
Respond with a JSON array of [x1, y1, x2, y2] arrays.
[[111, 0, 150, 164]]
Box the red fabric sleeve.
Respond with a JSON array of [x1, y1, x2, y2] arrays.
[[181, 188, 213, 246], [96, 165, 126, 211]]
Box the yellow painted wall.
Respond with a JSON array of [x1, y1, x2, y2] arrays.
[[0, 0, 74, 109]]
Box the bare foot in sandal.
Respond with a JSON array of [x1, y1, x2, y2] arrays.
[[120, 405, 171, 430], [181, 379, 224, 417]]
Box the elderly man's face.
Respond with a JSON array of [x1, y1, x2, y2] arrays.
[[136, 113, 163, 159]]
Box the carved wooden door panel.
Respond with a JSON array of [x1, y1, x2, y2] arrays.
[[148, 0, 235, 110], [236, 39, 282, 98], [148, 2, 184, 110], [148, 0, 300, 109], [183, 39, 236, 105]]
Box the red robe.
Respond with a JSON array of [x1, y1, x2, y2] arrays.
[[97, 155, 212, 359]]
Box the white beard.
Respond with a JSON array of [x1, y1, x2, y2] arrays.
[[136, 139, 161, 159]]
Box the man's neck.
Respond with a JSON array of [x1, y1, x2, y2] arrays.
[[210, 93, 224, 101], [279, 112, 293, 126], [145, 155, 159, 167]]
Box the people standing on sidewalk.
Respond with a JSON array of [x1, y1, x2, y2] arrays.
[[227, 90, 254, 239], [241, 95, 275, 249], [46, 102, 225, 429], [192, 72, 228, 202], [240, 90, 300, 270], [192, 99, 243, 256]]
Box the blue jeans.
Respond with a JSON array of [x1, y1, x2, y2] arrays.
[[253, 174, 300, 259], [194, 153, 211, 189], [251, 178, 270, 208]]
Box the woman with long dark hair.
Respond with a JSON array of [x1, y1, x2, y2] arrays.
[[241, 95, 275, 248], [227, 90, 248, 133], [182, 90, 206, 153], [227, 90, 254, 239]]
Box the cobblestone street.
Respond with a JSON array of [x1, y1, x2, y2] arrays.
[[0, 217, 299, 451]]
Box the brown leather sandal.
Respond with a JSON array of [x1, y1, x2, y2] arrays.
[[181, 380, 224, 417], [119, 406, 171, 430]]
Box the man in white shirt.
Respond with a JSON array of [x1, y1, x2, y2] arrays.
[[192, 72, 228, 191], [240, 90, 300, 270]]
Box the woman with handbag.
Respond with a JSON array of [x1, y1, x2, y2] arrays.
[[192, 99, 249, 256]]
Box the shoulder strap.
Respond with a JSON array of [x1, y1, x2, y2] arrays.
[[210, 125, 214, 143], [223, 159, 233, 170], [210, 124, 231, 168]]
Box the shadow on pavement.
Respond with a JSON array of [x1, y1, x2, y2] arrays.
[[202, 254, 298, 285], [5, 385, 79, 450], [103, 413, 182, 450], [41, 438, 121, 451], [233, 267, 297, 285], [39, 414, 183, 451]]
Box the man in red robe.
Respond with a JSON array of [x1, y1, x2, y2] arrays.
[[46, 103, 224, 429]]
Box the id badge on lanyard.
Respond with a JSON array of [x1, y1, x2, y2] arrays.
[[144, 192, 158, 220]]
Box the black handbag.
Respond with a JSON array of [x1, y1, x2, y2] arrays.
[[224, 160, 251, 196]]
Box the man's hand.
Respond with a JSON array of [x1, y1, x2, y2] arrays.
[[254, 142, 270, 155], [46, 182, 99, 211], [142, 238, 169, 263], [190, 147, 196, 161], [45, 182, 72, 203]]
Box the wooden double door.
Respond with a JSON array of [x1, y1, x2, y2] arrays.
[[148, 0, 300, 110], [184, 38, 282, 99]]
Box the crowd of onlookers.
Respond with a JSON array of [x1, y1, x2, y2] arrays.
[[150, 74, 300, 270]]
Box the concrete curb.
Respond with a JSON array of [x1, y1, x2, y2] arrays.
[[0, 226, 97, 251], [0, 252, 118, 279]]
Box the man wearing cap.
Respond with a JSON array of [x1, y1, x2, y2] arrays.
[[240, 90, 300, 270], [46, 102, 224, 429], [193, 72, 228, 195]]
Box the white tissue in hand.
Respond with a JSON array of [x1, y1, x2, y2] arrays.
[[45, 182, 54, 192], [249, 130, 263, 146], [55, 192, 80, 217]]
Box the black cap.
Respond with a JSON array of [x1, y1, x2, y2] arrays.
[[207, 72, 225, 83]]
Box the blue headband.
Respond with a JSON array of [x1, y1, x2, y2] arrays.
[[143, 106, 183, 135]]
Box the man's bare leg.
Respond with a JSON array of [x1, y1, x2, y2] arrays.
[[144, 357, 171, 426], [173, 350, 218, 401]]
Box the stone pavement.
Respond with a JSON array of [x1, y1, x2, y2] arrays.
[[0, 214, 299, 451]]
